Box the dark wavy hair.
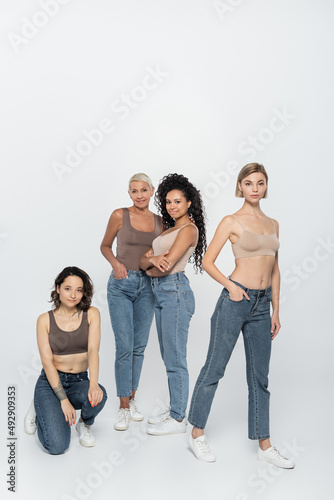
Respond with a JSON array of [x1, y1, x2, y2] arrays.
[[155, 173, 207, 272], [50, 266, 93, 311]]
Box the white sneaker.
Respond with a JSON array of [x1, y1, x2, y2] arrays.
[[24, 400, 36, 435], [114, 408, 131, 431], [147, 406, 170, 425], [146, 415, 187, 435], [258, 446, 295, 469], [76, 420, 95, 447], [129, 399, 144, 421], [188, 433, 216, 462]]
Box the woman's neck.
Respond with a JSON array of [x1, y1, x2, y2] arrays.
[[57, 305, 79, 316], [174, 215, 191, 228], [239, 200, 263, 216]]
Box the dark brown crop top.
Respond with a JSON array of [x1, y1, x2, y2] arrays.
[[48, 310, 89, 355], [116, 208, 162, 271]]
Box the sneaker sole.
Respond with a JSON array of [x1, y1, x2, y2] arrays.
[[131, 415, 144, 422], [257, 455, 295, 469], [146, 427, 186, 436], [114, 424, 129, 431]]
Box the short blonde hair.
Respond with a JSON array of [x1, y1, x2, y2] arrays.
[[235, 163, 268, 198], [128, 173, 154, 191]]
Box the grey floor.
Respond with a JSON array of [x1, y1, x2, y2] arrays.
[[6, 351, 332, 500]]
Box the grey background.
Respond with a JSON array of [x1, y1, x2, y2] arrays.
[[1, 1, 333, 499]]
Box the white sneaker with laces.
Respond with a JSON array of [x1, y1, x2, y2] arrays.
[[188, 433, 216, 462], [129, 399, 144, 421], [24, 400, 37, 435], [147, 407, 170, 425], [146, 415, 187, 435], [76, 420, 95, 447], [258, 446, 295, 469], [114, 408, 131, 431]]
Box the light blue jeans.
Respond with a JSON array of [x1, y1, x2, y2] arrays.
[[107, 270, 155, 397], [189, 280, 272, 439], [151, 272, 195, 421], [34, 369, 107, 454]]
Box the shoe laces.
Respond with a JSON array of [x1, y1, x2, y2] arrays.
[[159, 410, 170, 421], [269, 447, 288, 462], [129, 399, 139, 412], [118, 408, 129, 422], [81, 422, 92, 438], [196, 437, 211, 454]]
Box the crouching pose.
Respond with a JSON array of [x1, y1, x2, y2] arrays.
[[24, 266, 107, 454]]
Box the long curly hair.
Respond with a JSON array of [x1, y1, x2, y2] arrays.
[[50, 266, 93, 311], [155, 173, 207, 272]]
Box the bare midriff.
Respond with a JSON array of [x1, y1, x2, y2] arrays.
[[52, 352, 88, 373], [230, 255, 275, 290]]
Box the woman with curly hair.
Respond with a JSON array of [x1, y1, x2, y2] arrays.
[[140, 173, 206, 436], [24, 266, 107, 454]]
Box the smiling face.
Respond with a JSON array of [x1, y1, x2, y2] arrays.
[[165, 189, 191, 220], [238, 172, 267, 202], [129, 181, 154, 209], [57, 275, 84, 309]]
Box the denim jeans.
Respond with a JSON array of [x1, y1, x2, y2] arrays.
[[189, 280, 272, 440], [107, 270, 155, 397], [34, 369, 107, 454], [151, 272, 195, 421]]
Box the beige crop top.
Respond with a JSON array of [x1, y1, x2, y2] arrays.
[[231, 215, 280, 259], [48, 310, 89, 355], [152, 223, 199, 274]]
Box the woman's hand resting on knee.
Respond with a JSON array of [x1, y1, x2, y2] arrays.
[[61, 399, 76, 426]]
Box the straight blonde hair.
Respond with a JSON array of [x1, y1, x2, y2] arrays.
[[128, 173, 154, 191], [235, 163, 268, 198]]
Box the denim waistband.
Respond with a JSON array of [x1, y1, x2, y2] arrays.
[[41, 368, 88, 379], [151, 271, 186, 282], [126, 270, 147, 275], [228, 278, 271, 297]]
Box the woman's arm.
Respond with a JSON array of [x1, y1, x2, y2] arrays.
[[146, 225, 198, 277], [87, 307, 104, 406], [36, 313, 76, 425], [202, 216, 250, 301], [100, 209, 128, 279], [270, 220, 281, 339]]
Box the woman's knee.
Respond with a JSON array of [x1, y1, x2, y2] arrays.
[[99, 384, 108, 405]]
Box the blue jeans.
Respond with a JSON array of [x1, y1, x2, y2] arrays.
[[189, 280, 272, 440], [34, 369, 107, 454], [107, 270, 155, 397], [151, 272, 195, 421]]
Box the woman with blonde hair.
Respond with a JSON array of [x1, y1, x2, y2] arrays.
[[101, 173, 162, 431], [187, 163, 295, 468]]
